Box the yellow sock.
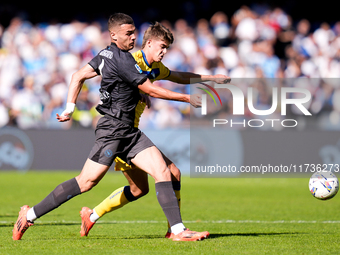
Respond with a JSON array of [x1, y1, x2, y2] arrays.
[[168, 190, 181, 230], [94, 186, 130, 218]]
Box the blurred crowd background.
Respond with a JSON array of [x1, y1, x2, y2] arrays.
[[1, 2, 340, 130]]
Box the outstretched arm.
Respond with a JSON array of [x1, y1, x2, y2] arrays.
[[138, 79, 201, 108], [56, 64, 98, 122], [165, 71, 231, 84]]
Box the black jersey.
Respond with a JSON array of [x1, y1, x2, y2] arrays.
[[88, 42, 147, 126]]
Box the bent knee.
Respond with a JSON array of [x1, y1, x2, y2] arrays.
[[75, 176, 99, 193], [170, 164, 181, 182], [152, 166, 172, 182], [130, 185, 149, 198]]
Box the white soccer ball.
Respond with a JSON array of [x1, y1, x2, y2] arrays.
[[309, 171, 339, 200]]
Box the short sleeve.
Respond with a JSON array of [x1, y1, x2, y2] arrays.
[[88, 54, 102, 75], [118, 53, 147, 87], [156, 62, 171, 81]]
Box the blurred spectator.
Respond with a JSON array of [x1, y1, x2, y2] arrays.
[[234, 6, 258, 41], [210, 11, 230, 46], [292, 19, 311, 57], [10, 75, 43, 129], [42, 71, 69, 129], [0, 100, 9, 128]]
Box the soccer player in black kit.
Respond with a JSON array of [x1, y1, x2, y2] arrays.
[[13, 13, 209, 241]]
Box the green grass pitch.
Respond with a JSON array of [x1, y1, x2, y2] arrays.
[[1, 171, 340, 254]]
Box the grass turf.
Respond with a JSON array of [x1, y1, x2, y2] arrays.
[[1, 171, 340, 254]]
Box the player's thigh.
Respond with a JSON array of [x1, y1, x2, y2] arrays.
[[76, 158, 110, 192], [160, 151, 181, 182], [131, 146, 171, 182], [123, 168, 149, 197]]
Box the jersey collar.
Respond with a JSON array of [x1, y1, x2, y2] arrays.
[[110, 42, 118, 48], [141, 50, 152, 68]]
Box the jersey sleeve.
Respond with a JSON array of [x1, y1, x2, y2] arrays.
[[118, 53, 147, 87], [155, 62, 171, 81], [88, 54, 102, 75]]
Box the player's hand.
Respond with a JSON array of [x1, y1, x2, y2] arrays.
[[140, 93, 151, 109], [214, 74, 231, 84], [190, 94, 202, 108], [56, 103, 75, 122], [56, 112, 71, 122]]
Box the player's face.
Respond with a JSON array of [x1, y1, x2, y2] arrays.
[[112, 24, 136, 51], [149, 39, 170, 62]]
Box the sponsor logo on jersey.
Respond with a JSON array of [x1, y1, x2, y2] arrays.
[[135, 64, 143, 74], [99, 50, 113, 59], [104, 149, 113, 158]]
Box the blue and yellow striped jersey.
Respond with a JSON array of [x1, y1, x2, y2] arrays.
[[132, 50, 171, 128], [133, 50, 171, 83]]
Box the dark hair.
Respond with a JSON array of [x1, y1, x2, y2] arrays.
[[108, 13, 134, 31], [142, 22, 174, 48]]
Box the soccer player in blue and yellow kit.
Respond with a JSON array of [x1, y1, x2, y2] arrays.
[[79, 22, 231, 240]]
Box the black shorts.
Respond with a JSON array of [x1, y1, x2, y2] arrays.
[[88, 116, 154, 166]]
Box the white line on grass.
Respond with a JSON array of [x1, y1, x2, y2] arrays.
[[2, 220, 340, 224]]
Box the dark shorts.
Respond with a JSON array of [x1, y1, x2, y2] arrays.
[[88, 116, 154, 166]]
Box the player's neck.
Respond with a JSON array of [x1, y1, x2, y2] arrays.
[[142, 48, 154, 66], [111, 41, 131, 52]]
